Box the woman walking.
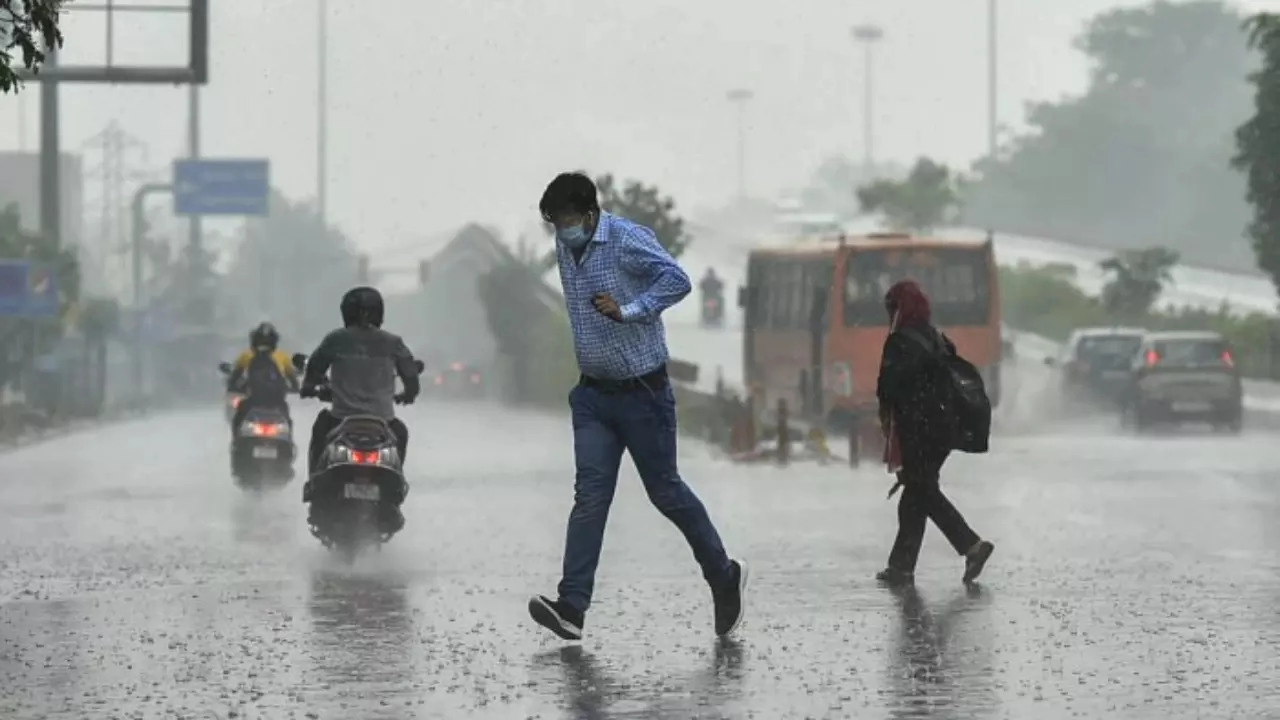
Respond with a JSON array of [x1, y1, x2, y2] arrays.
[[875, 279, 995, 585]]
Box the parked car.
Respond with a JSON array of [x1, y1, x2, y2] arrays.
[[1045, 326, 1146, 405], [1121, 330, 1243, 433]]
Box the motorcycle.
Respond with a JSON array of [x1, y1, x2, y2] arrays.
[[218, 362, 297, 489], [700, 293, 725, 328], [292, 352, 424, 563]]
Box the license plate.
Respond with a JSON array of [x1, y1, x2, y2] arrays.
[[343, 483, 380, 501], [1172, 401, 1211, 412], [251, 446, 278, 459]]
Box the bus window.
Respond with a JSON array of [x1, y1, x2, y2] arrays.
[[844, 247, 991, 326]]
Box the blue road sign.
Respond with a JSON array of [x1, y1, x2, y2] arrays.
[[173, 159, 270, 216], [0, 260, 60, 318]]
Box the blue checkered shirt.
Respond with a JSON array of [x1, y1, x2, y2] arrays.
[[555, 212, 691, 380]]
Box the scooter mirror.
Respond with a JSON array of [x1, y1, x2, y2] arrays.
[[291, 353, 308, 370], [217, 362, 232, 374]]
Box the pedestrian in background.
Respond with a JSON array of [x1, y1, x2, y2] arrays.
[[527, 172, 747, 641], [875, 279, 994, 585]]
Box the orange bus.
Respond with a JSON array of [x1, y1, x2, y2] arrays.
[[737, 232, 1002, 452]]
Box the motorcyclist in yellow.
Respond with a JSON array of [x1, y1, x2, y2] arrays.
[[227, 321, 299, 432]]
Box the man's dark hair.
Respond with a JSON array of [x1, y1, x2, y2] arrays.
[[540, 172, 600, 221]]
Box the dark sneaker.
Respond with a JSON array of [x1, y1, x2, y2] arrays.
[[528, 595, 584, 641], [712, 560, 749, 637], [963, 540, 995, 584], [875, 567, 915, 586]]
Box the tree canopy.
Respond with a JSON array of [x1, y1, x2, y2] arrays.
[[1099, 246, 1179, 318], [962, 0, 1256, 271], [226, 190, 359, 344], [1233, 13, 1280, 297], [595, 173, 692, 258], [856, 157, 962, 233], [1, 0, 65, 94]]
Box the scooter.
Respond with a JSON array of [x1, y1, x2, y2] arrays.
[[292, 353, 424, 563]]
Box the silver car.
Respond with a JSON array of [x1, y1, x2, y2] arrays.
[[1122, 330, 1243, 433]]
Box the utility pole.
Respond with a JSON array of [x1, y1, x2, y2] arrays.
[[726, 89, 753, 201], [39, 46, 60, 249], [851, 24, 884, 172], [317, 0, 329, 228], [987, 0, 998, 160], [188, 85, 202, 252]]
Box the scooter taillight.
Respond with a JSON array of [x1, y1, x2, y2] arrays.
[[351, 450, 380, 465], [249, 422, 282, 437]]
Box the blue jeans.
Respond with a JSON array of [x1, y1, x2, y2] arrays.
[[558, 382, 733, 612]]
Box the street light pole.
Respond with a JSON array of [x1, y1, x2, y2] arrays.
[[852, 24, 884, 172], [317, 0, 328, 228], [987, 0, 998, 159], [732, 88, 747, 198]]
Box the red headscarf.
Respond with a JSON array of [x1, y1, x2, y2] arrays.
[[885, 279, 931, 330], [881, 279, 931, 479]]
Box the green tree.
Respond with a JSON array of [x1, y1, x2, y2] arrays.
[[856, 157, 962, 233], [226, 190, 358, 342], [1, 0, 66, 94], [1234, 13, 1280, 297], [963, 1, 1255, 271], [595, 173, 691, 258], [1099, 246, 1179, 317]]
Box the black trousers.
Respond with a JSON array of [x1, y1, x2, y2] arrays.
[[887, 454, 980, 573], [308, 409, 409, 482]]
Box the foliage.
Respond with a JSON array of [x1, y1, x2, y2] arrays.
[[1001, 261, 1275, 379], [964, 1, 1256, 271], [595, 173, 692, 258], [524, 310, 578, 408], [76, 296, 120, 341], [0, 0, 65, 93], [1234, 13, 1280, 297], [1099, 247, 1179, 318], [0, 202, 78, 313], [226, 190, 358, 343], [856, 157, 962, 233]]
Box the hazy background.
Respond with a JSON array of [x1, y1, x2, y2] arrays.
[[5, 0, 1274, 261]]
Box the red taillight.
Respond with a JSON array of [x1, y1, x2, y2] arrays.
[[231, 396, 243, 408], [351, 450, 379, 465], [250, 422, 279, 437], [1222, 350, 1235, 368], [434, 375, 444, 385], [450, 361, 464, 371], [1145, 350, 1160, 367]]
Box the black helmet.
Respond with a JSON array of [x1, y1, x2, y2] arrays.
[[249, 321, 279, 350], [340, 286, 384, 328]]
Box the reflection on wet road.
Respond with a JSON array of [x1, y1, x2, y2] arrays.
[[1, 401, 1279, 718]]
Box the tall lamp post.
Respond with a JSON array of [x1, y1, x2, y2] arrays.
[[851, 24, 884, 172], [987, 0, 998, 159], [726, 88, 753, 201], [317, 0, 329, 228]]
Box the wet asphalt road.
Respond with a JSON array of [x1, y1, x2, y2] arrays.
[[2, 397, 1279, 719]]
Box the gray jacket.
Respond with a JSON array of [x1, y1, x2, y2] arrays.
[[303, 326, 420, 419]]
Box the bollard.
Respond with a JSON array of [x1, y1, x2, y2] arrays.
[[776, 398, 790, 465], [848, 422, 860, 468]]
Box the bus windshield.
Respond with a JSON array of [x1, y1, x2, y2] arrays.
[[844, 246, 992, 326]]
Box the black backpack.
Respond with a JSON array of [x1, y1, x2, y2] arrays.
[[245, 349, 286, 401], [898, 327, 991, 454]]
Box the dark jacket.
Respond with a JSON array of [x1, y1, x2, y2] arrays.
[[303, 326, 420, 419], [877, 322, 955, 468]]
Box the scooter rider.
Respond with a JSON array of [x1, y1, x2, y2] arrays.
[[700, 267, 724, 299], [227, 321, 298, 433], [299, 286, 420, 532]]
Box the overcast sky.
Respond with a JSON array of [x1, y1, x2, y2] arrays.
[[1, 0, 1274, 259]]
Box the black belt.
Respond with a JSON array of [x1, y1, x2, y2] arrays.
[[579, 365, 668, 393]]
